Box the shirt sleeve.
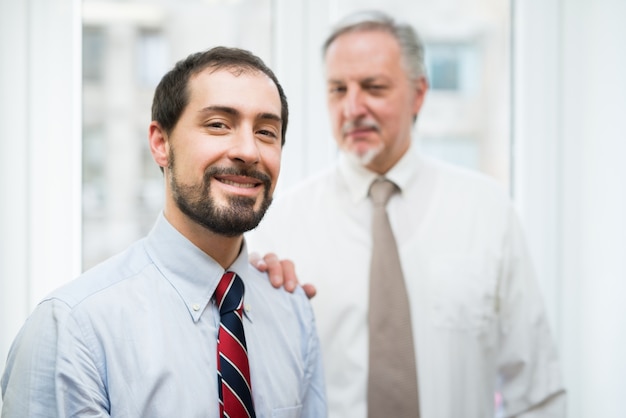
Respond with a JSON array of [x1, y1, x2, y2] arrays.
[[1, 299, 111, 418], [1, 301, 64, 418], [299, 291, 328, 418], [55, 310, 111, 417], [497, 207, 566, 417]]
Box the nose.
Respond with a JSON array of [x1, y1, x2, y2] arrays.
[[343, 87, 367, 119], [228, 129, 260, 165]]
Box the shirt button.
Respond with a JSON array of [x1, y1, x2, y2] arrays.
[[192, 304, 200, 311]]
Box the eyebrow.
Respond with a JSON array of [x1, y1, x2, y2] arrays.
[[257, 112, 282, 124], [327, 76, 388, 84], [198, 105, 239, 117], [198, 106, 281, 123]]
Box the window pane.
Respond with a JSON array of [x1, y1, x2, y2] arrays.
[[81, 0, 272, 269], [83, 27, 105, 82]]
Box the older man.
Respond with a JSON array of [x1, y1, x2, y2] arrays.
[[248, 10, 565, 418]]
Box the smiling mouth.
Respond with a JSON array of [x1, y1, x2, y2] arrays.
[[205, 166, 272, 193], [347, 127, 374, 136], [215, 177, 261, 189]]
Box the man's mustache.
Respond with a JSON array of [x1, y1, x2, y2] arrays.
[[342, 119, 380, 135]]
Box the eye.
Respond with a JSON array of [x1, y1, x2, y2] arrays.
[[256, 128, 279, 143], [365, 84, 387, 92], [202, 119, 232, 134], [205, 121, 227, 129], [328, 85, 347, 95]]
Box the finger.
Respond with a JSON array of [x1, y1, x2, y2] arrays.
[[280, 259, 298, 292], [249, 252, 267, 272], [302, 283, 317, 300], [263, 253, 283, 287]]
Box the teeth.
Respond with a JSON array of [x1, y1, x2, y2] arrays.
[[220, 179, 256, 188]]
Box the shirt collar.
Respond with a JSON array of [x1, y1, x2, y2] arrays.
[[338, 141, 421, 203], [144, 212, 251, 323]]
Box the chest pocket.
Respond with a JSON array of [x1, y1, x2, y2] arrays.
[[427, 254, 498, 331], [271, 404, 303, 418]]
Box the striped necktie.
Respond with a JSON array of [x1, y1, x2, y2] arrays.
[[215, 271, 256, 418], [367, 178, 420, 417]]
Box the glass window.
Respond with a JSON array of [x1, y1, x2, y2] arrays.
[[426, 43, 479, 93], [136, 29, 168, 87], [430, 51, 461, 91], [83, 27, 105, 82]]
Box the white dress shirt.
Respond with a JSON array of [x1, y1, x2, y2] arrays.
[[1, 213, 326, 418], [246, 143, 565, 418]]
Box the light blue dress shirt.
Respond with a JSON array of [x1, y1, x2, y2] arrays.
[[1, 213, 326, 417]]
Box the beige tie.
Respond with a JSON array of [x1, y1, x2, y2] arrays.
[[367, 178, 420, 417]]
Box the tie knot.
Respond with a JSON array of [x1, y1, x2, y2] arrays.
[[215, 271, 245, 315], [369, 179, 398, 207]]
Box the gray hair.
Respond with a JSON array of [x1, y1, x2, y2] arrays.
[[322, 10, 427, 81]]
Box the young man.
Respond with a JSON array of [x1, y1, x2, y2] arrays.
[[1, 47, 326, 417], [248, 10, 565, 418]]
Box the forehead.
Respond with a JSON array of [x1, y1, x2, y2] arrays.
[[325, 30, 405, 80], [187, 67, 281, 114]]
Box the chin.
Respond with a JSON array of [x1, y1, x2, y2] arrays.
[[347, 145, 384, 167]]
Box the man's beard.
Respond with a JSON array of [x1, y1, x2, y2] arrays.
[[169, 155, 273, 237], [346, 142, 384, 167], [341, 119, 384, 166]]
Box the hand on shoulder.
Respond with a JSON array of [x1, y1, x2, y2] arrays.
[[249, 252, 317, 299]]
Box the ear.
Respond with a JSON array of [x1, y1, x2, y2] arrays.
[[411, 76, 429, 116], [148, 121, 170, 169]]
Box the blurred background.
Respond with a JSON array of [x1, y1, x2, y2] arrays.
[[1, 0, 625, 416], [78, 0, 512, 270]]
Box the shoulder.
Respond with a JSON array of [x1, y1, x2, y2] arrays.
[[274, 165, 340, 206], [242, 265, 314, 325], [257, 164, 343, 227], [243, 265, 310, 304], [0, 240, 153, 414], [422, 156, 507, 192], [419, 155, 512, 207], [46, 238, 153, 311], [247, 164, 341, 248], [6, 239, 155, 353], [0, 247, 153, 408]]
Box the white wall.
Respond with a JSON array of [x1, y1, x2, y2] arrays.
[[0, 0, 30, 381], [0, 1, 82, 410], [562, 1, 626, 416], [515, 0, 626, 416]]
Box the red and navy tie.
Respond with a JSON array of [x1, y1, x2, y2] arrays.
[[215, 271, 256, 418]]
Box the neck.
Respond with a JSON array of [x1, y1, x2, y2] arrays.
[[163, 204, 243, 269], [368, 136, 412, 174]]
